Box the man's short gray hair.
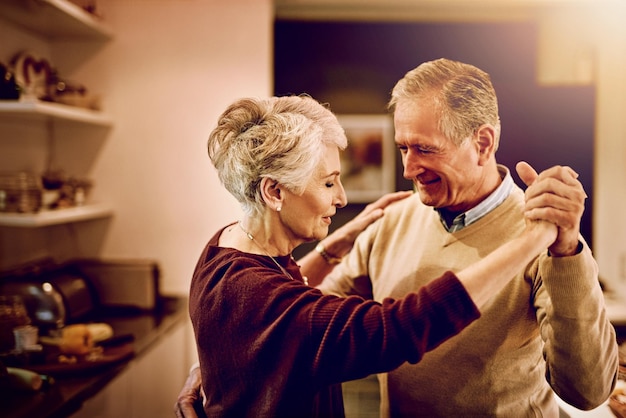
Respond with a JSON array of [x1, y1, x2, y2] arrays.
[[389, 58, 501, 148]]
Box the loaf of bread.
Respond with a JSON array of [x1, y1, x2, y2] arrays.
[[59, 324, 93, 355]]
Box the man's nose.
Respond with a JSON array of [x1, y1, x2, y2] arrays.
[[402, 150, 425, 180]]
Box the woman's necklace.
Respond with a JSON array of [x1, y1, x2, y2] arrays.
[[237, 221, 308, 285]]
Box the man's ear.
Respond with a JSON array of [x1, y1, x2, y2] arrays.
[[260, 177, 283, 211], [474, 124, 497, 165]]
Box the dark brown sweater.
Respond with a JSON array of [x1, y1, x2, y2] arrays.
[[189, 227, 479, 418]]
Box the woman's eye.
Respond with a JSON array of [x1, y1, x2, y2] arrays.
[[325, 182, 334, 188]]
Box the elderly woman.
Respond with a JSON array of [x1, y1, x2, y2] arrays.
[[188, 95, 558, 418]]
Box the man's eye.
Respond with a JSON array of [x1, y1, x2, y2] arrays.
[[325, 182, 334, 188]]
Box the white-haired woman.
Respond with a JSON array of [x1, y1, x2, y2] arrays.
[[188, 95, 558, 418]]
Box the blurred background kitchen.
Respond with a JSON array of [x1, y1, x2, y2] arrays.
[[0, 0, 625, 417]]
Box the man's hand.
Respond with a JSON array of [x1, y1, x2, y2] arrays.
[[174, 366, 205, 418], [516, 161, 586, 256]]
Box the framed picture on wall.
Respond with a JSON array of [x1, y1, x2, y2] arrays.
[[337, 114, 396, 203]]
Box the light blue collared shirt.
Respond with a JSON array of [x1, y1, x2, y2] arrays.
[[438, 166, 514, 233]]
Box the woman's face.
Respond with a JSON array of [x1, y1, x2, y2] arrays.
[[281, 143, 347, 243]]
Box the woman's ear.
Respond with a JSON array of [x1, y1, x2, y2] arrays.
[[474, 124, 497, 165], [260, 177, 283, 212]]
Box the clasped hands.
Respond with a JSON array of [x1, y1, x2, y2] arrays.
[[516, 161, 586, 256]]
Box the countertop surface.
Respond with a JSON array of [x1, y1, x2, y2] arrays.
[[0, 295, 188, 418]]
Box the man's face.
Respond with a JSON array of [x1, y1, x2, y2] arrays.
[[394, 98, 488, 213]]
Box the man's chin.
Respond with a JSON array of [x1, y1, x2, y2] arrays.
[[415, 190, 439, 207]]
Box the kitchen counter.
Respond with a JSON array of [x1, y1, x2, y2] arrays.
[[0, 295, 188, 418]]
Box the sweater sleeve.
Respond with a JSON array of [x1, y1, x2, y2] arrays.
[[533, 241, 618, 410], [316, 217, 380, 299], [308, 271, 480, 384]]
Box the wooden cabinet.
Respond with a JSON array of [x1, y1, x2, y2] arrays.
[[70, 320, 191, 418]]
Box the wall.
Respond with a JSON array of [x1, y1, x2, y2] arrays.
[[83, 0, 271, 296], [586, 7, 626, 293], [1, 0, 272, 298], [534, 2, 626, 292]]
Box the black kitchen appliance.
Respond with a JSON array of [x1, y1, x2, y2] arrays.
[[0, 260, 97, 330], [0, 257, 161, 334]]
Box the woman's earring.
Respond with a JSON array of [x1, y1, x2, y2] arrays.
[[277, 206, 282, 212]]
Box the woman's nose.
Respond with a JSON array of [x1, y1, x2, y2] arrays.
[[335, 182, 348, 208]]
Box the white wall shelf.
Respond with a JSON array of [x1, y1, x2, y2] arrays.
[[0, 0, 115, 266], [0, 100, 112, 127], [0, 0, 113, 40], [0, 203, 113, 227]]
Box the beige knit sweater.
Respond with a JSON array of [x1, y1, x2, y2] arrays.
[[319, 186, 618, 417]]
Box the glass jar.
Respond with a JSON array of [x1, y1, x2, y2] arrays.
[[0, 171, 42, 213], [0, 295, 31, 354]]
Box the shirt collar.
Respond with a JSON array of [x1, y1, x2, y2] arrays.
[[437, 165, 514, 232]]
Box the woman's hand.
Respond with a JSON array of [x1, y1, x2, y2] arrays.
[[323, 191, 413, 257], [299, 190, 412, 286]]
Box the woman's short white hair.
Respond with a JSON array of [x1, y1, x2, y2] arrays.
[[208, 95, 347, 216]]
